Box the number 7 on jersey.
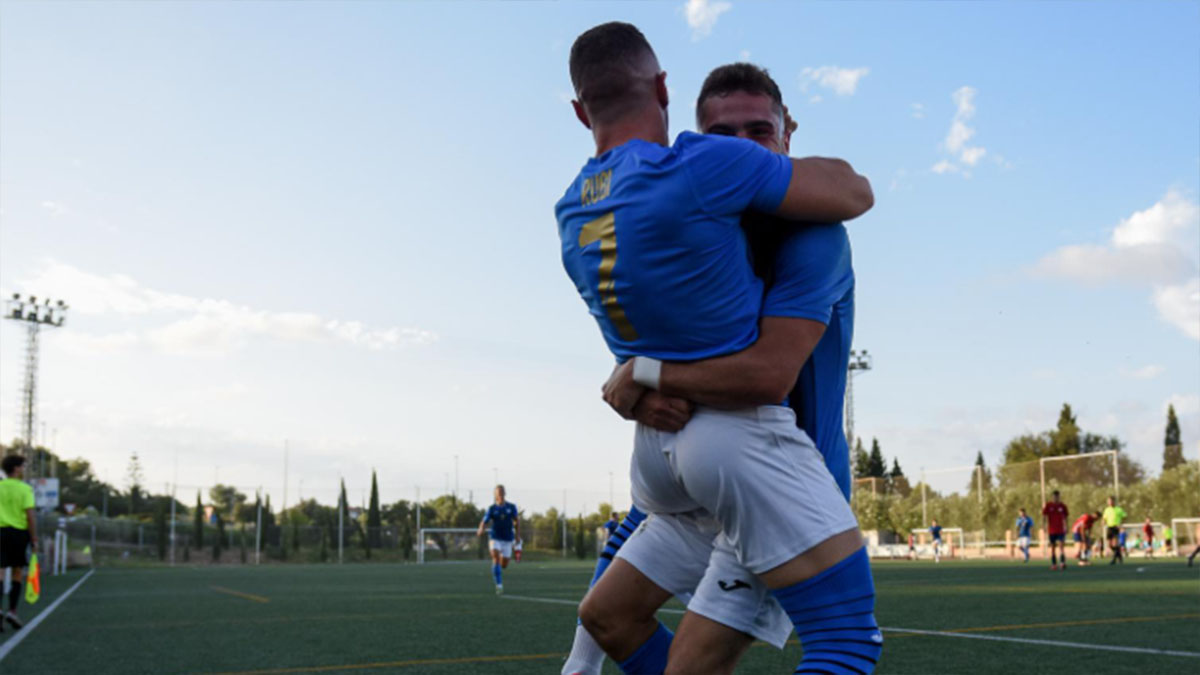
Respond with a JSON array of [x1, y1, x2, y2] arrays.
[[579, 212, 638, 341]]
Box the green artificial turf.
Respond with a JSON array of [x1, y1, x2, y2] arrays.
[[1, 557, 1196, 674]]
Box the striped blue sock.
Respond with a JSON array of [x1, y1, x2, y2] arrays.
[[591, 506, 647, 587], [492, 563, 502, 585], [616, 621, 672, 675], [771, 548, 883, 674]]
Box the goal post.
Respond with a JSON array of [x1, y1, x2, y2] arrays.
[[1169, 517, 1200, 557], [911, 527, 964, 559], [417, 528, 481, 564], [1118, 521, 1167, 556], [1039, 450, 1118, 506]]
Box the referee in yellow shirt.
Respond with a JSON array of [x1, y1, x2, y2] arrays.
[[1102, 495, 1127, 566], [0, 454, 38, 630]]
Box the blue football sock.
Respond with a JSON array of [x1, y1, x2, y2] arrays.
[[771, 547, 883, 675], [591, 506, 647, 587], [492, 563, 502, 585], [617, 621, 672, 675]]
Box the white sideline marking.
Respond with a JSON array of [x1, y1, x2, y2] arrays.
[[880, 626, 1200, 658], [504, 593, 1199, 659], [502, 593, 685, 615], [0, 569, 95, 663]]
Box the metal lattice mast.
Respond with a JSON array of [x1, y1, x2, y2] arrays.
[[5, 294, 68, 479], [845, 349, 873, 449]]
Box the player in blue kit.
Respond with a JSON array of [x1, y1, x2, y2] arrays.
[[1015, 508, 1034, 562], [476, 485, 519, 594], [576, 63, 865, 674], [558, 23, 878, 675], [930, 520, 944, 563]]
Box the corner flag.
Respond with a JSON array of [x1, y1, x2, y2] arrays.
[[25, 553, 41, 604]]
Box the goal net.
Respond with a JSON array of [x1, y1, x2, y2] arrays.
[[417, 528, 486, 564], [1118, 522, 1167, 557], [1169, 518, 1200, 557], [910, 527, 964, 559]]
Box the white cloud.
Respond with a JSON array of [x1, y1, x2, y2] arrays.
[[41, 200, 69, 217], [17, 261, 437, 355], [1169, 392, 1200, 417], [683, 0, 732, 40], [799, 66, 870, 96], [931, 86, 989, 176], [1033, 190, 1200, 340], [931, 160, 960, 175], [1152, 278, 1200, 340], [55, 331, 141, 355], [1122, 364, 1165, 379], [1112, 189, 1200, 248], [808, 94, 823, 105], [910, 103, 925, 119]]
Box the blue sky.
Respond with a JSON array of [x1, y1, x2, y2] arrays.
[[1, 1, 1197, 510]]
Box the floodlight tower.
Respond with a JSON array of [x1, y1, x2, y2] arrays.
[[5, 294, 68, 480], [845, 349, 873, 450]]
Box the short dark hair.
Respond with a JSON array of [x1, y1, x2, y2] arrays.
[[696, 63, 784, 125], [569, 22, 657, 120], [2, 454, 25, 475]]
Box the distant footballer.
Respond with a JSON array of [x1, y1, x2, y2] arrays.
[[477, 485, 519, 594]]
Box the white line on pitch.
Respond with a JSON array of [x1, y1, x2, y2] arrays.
[[0, 569, 95, 663], [502, 593, 685, 615], [503, 595, 1197, 658], [880, 626, 1200, 658]]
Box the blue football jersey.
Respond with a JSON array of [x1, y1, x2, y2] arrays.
[[930, 525, 943, 541], [1016, 516, 1034, 538], [753, 223, 855, 500], [483, 502, 518, 542], [556, 132, 792, 362]]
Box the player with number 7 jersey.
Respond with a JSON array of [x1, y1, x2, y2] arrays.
[[559, 131, 796, 363]]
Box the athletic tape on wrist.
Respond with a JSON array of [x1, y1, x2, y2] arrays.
[[632, 356, 662, 390]]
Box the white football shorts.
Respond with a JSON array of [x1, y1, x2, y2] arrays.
[[615, 510, 792, 648], [1017, 536, 1030, 549], [631, 405, 858, 574], [490, 539, 514, 558]]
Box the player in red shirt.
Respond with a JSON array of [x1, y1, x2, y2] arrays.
[[1141, 518, 1156, 559], [1071, 511, 1100, 565], [1042, 490, 1069, 570]]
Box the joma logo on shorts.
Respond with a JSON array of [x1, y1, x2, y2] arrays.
[[717, 579, 751, 592]]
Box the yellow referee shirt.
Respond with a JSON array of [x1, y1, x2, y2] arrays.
[[0, 478, 35, 529], [1102, 505, 1127, 528]]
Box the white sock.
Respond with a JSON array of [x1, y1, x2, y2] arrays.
[[561, 624, 607, 675]]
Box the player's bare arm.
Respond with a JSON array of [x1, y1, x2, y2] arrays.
[[602, 316, 825, 417], [776, 157, 874, 223]]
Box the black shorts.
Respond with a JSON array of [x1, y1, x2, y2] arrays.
[[1106, 526, 1120, 540], [0, 527, 31, 568], [1049, 533, 1065, 544]]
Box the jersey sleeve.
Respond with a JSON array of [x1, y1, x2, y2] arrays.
[[762, 224, 853, 322], [22, 485, 34, 510], [679, 132, 793, 216]]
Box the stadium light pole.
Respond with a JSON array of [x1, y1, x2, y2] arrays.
[[338, 479, 344, 564], [845, 349, 872, 450], [254, 488, 263, 565], [4, 294, 68, 480]]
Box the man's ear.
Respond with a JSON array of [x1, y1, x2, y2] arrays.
[[655, 71, 669, 109], [572, 99, 591, 130]]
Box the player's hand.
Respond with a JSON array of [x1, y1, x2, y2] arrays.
[[632, 391, 694, 432], [602, 360, 645, 420]]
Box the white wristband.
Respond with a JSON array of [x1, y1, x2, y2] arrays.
[[632, 356, 663, 390]]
